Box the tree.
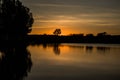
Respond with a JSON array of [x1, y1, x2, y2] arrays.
[[97, 32, 107, 36], [53, 29, 61, 35], [0, 0, 34, 35]]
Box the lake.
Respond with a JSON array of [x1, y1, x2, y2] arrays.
[[25, 43, 120, 80]]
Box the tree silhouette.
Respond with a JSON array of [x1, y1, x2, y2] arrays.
[[97, 32, 107, 36], [0, 0, 34, 35], [53, 29, 61, 35]]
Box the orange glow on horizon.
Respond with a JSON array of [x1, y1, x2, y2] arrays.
[[29, 26, 97, 35], [30, 15, 120, 35], [29, 27, 82, 35]]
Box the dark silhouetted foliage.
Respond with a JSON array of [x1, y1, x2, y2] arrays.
[[53, 29, 61, 35], [0, 0, 34, 35], [25, 34, 120, 44]]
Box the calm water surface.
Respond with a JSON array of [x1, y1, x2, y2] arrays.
[[26, 43, 120, 80]]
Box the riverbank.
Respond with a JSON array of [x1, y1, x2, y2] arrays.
[[0, 35, 120, 45], [26, 35, 120, 44]]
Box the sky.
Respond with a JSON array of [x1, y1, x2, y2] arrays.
[[21, 0, 120, 35]]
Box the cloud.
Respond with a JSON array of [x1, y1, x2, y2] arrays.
[[21, 0, 120, 34], [22, 0, 120, 9]]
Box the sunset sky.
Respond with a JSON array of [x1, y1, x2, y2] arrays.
[[21, 0, 120, 35]]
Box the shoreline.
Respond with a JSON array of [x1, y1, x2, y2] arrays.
[[0, 35, 120, 44]]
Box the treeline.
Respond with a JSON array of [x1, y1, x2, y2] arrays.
[[26, 34, 120, 44], [0, 32, 120, 44]]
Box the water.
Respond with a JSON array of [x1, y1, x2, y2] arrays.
[[26, 43, 120, 80], [0, 43, 120, 80]]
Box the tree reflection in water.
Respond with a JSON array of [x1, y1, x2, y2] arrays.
[[0, 41, 32, 80], [86, 46, 93, 53], [42, 43, 61, 55], [53, 43, 60, 55], [41, 44, 111, 55]]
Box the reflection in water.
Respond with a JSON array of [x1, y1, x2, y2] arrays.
[[53, 44, 60, 55], [68, 45, 111, 54], [68, 45, 84, 49], [96, 47, 110, 53], [86, 46, 93, 52], [41, 43, 61, 55], [42, 44, 47, 49], [27, 43, 120, 80], [39, 44, 112, 55], [0, 41, 32, 80]]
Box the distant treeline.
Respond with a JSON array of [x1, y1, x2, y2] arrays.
[[0, 32, 120, 44], [26, 34, 120, 44]]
